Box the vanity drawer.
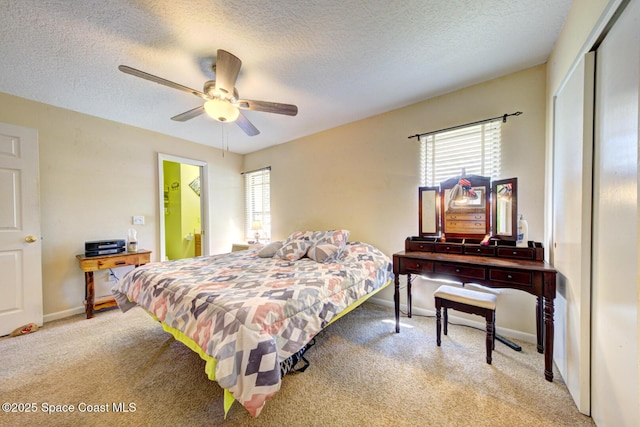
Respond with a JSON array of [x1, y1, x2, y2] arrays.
[[407, 241, 435, 252], [444, 220, 486, 234], [497, 247, 535, 260], [401, 258, 434, 274], [446, 213, 486, 221], [489, 269, 532, 286], [435, 243, 463, 254], [435, 263, 485, 280], [464, 245, 496, 256]]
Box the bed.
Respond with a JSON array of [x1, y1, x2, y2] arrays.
[[112, 230, 393, 417]]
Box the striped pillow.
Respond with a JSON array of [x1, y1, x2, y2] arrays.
[[307, 243, 340, 263]]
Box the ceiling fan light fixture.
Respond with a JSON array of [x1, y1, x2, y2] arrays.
[[204, 99, 239, 122], [119, 50, 296, 137]]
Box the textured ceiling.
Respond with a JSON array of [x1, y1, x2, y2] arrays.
[[0, 0, 572, 154]]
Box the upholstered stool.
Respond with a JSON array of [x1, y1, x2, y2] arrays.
[[434, 284, 497, 364]]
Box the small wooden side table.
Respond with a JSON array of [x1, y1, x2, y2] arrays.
[[76, 250, 151, 318], [231, 243, 264, 252]]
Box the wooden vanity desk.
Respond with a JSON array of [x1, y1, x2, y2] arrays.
[[393, 238, 557, 381]]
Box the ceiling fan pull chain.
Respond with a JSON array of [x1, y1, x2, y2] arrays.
[[220, 125, 225, 158], [226, 125, 230, 152]]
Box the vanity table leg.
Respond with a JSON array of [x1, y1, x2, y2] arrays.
[[536, 296, 544, 353], [544, 296, 555, 382], [407, 273, 412, 318], [394, 275, 401, 332]]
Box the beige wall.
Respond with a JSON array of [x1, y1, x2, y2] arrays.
[[0, 92, 243, 318], [0, 62, 551, 337], [244, 64, 547, 338], [547, 0, 613, 98]]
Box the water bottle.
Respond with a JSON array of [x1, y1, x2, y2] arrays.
[[516, 214, 528, 247]]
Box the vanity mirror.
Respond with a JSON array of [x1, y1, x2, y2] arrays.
[[440, 174, 491, 239], [418, 174, 518, 241], [418, 186, 440, 237], [491, 177, 518, 240]]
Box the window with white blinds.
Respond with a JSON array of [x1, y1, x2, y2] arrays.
[[419, 120, 501, 186], [244, 167, 271, 241]]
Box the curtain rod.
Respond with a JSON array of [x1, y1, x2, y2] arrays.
[[407, 111, 523, 140], [241, 166, 271, 175]]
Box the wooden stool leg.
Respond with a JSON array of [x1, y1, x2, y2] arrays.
[[433, 286, 498, 365], [435, 298, 442, 346], [485, 310, 495, 365], [492, 311, 496, 351], [443, 307, 448, 335]]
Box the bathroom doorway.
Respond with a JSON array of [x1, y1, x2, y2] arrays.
[[158, 153, 208, 261]]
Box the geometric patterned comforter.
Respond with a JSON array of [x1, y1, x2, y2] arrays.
[[112, 241, 393, 417]]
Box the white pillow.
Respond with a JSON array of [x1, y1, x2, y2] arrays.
[[257, 241, 283, 258]]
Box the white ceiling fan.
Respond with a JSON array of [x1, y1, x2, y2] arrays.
[[119, 49, 298, 136]]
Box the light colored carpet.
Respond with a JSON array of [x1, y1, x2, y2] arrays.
[[0, 303, 593, 426]]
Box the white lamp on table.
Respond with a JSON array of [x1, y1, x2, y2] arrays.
[[251, 220, 263, 243]]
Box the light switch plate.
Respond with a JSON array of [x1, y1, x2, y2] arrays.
[[132, 215, 145, 225]]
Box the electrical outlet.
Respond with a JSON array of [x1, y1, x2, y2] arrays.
[[108, 272, 116, 282], [132, 215, 145, 225]]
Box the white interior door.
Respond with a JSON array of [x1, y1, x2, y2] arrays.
[[0, 122, 43, 336], [551, 52, 594, 414], [592, 0, 639, 425]]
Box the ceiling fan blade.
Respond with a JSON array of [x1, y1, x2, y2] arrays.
[[236, 111, 260, 136], [171, 105, 205, 122], [214, 50, 242, 98], [118, 65, 207, 100], [236, 99, 298, 116]]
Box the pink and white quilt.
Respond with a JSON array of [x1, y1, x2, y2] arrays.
[[112, 242, 392, 416]]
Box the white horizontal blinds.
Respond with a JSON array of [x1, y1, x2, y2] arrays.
[[419, 133, 429, 187], [420, 120, 501, 186], [244, 168, 271, 241], [483, 120, 501, 179]]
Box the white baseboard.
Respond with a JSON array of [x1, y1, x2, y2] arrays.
[[367, 297, 537, 345], [43, 306, 85, 323]]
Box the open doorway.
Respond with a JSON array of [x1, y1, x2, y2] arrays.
[[158, 153, 208, 261]]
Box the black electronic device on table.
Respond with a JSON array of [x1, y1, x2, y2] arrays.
[[84, 239, 126, 257]]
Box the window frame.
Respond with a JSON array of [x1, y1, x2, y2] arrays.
[[244, 167, 271, 242]]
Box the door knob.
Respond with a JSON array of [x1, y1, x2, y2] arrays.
[[25, 235, 37, 243]]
